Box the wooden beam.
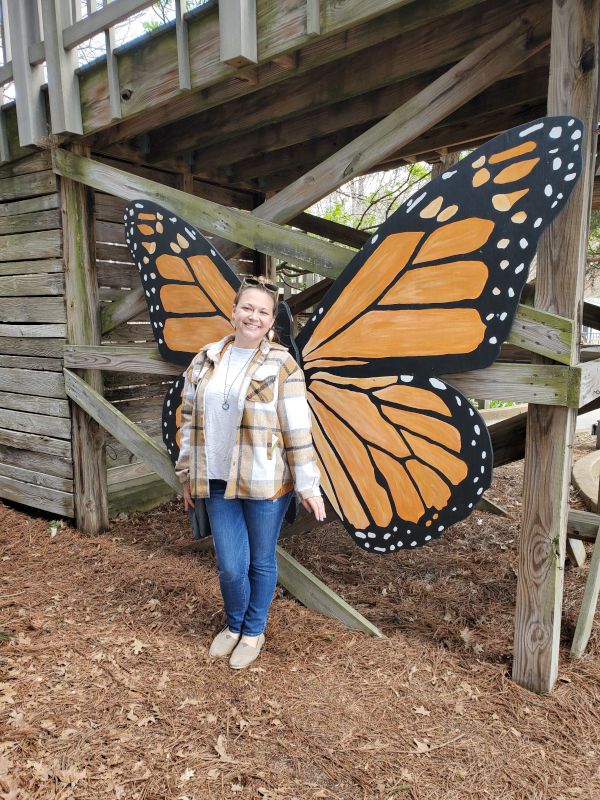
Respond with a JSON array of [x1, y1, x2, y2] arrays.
[[219, 0, 257, 67], [441, 363, 573, 407], [63, 343, 580, 408], [60, 143, 109, 534], [64, 344, 182, 375], [238, 4, 550, 228], [567, 509, 600, 542], [513, 0, 599, 694], [571, 524, 600, 656], [52, 149, 351, 276], [507, 303, 573, 366], [275, 546, 384, 637], [150, 3, 546, 164], [64, 367, 181, 492], [53, 148, 577, 363], [290, 212, 369, 249]]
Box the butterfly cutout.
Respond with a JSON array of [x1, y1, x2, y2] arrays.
[[123, 115, 583, 554]]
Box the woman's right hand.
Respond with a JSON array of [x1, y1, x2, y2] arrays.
[[183, 482, 195, 511]]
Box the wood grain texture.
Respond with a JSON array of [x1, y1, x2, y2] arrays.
[[83, 0, 450, 142], [0, 208, 61, 235], [64, 368, 180, 492], [0, 259, 64, 277], [245, 3, 550, 227], [0, 426, 72, 458], [0, 337, 65, 358], [0, 472, 74, 516], [0, 407, 71, 439], [0, 297, 66, 323], [60, 144, 109, 534], [0, 443, 72, 480], [442, 363, 571, 406], [0, 354, 63, 371], [52, 149, 350, 275], [0, 151, 51, 179], [0, 228, 62, 261], [276, 545, 384, 636], [0, 273, 65, 296], [0, 170, 56, 201], [0, 322, 66, 337], [571, 524, 600, 656], [0, 390, 70, 417], [0, 193, 59, 217], [513, 0, 600, 694], [0, 366, 67, 397], [0, 460, 73, 493], [64, 345, 183, 376]]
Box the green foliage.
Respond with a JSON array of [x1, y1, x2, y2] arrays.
[[312, 163, 431, 232]]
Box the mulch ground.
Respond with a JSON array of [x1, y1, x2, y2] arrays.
[[1, 434, 600, 800]]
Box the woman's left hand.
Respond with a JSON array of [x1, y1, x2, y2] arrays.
[[301, 495, 326, 522]]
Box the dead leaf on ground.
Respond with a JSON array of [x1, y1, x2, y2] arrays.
[[412, 705, 431, 716]]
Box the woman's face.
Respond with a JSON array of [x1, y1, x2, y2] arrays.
[[232, 287, 276, 346]]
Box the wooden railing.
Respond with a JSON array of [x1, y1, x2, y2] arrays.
[[0, 0, 248, 158]]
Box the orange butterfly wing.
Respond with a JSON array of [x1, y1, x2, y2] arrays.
[[295, 116, 583, 552]]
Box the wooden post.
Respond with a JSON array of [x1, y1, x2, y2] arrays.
[[41, 0, 83, 135], [513, 0, 599, 693], [8, 0, 47, 145], [219, 0, 257, 67], [175, 0, 191, 91], [61, 143, 109, 534]]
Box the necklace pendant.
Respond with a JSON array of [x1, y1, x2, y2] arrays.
[[222, 401, 230, 411]]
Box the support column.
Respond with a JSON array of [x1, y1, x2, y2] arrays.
[[513, 0, 599, 693], [61, 143, 109, 534]]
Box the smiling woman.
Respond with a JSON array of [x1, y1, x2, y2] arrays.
[[175, 277, 325, 669], [232, 285, 276, 347]]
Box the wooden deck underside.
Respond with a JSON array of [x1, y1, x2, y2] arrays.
[[3, 0, 562, 195]]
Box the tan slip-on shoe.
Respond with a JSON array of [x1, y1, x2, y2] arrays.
[[229, 634, 265, 669], [209, 628, 241, 658]]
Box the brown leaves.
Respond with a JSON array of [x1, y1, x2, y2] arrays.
[[131, 638, 148, 655], [214, 734, 236, 763]]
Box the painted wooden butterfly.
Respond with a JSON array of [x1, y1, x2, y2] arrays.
[[123, 115, 583, 554]]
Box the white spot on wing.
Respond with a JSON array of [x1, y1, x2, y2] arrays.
[[520, 122, 544, 137], [429, 378, 446, 390]]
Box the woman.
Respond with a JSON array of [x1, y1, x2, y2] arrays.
[[176, 277, 325, 669]]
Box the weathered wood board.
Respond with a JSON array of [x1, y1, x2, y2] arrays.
[[0, 154, 71, 516]]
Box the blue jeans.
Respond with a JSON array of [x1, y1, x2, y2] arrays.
[[205, 480, 292, 636]]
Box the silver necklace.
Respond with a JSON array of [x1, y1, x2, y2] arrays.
[[222, 346, 257, 410]]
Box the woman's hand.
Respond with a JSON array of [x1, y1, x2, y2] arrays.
[[301, 495, 326, 522], [183, 482, 195, 512]]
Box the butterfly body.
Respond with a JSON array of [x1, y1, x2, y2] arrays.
[[124, 115, 583, 554]]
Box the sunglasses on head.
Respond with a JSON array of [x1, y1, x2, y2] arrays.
[[240, 275, 280, 294]]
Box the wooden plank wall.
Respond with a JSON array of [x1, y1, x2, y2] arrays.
[[93, 158, 259, 503], [0, 150, 74, 517]]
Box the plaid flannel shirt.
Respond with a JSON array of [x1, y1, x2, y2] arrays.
[[175, 335, 321, 501]]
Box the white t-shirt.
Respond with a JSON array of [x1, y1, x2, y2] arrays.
[[204, 345, 257, 480]]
